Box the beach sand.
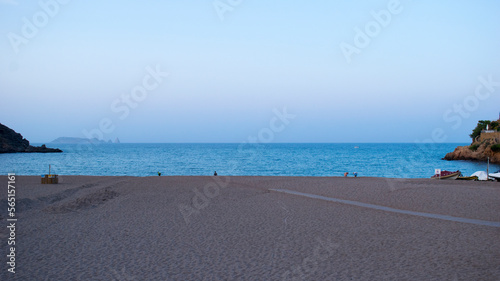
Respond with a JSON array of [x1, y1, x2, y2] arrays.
[[1, 175, 499, 280]]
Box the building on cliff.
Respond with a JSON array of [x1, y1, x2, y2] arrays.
[[477, 130, 500, 143], [475, 118, 500, 143]]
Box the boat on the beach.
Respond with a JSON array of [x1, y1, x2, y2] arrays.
[[471, 171, 489, 181], [489, 172, 500, 182], [431, 170, 461, 180], [456, 175, 479, 181]]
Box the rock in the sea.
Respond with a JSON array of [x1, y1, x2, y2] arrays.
[[0, 123, 62, 153], [443, 142, 500, 164], [444, 119, 500, 164]]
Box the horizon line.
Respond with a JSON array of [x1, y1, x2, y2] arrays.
[[31, 141, 471, 145]]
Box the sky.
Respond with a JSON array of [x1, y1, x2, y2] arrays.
[[0, 0, 499, 143]]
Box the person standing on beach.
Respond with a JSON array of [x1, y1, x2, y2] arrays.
[[344, 172, 348, 177]]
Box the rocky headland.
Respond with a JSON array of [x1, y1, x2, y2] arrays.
[[0, 123, 62, 153], [443, 141, 500, 164], [443, 120, 500, 164]]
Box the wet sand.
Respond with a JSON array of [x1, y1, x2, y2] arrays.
[[1, 175, 499, 280]]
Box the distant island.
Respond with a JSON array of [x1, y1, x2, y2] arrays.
[[51, 137, 121, 144], [0, 123, 62, 153], [444, 118, 500, 164]]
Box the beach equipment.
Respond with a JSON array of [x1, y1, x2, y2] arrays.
[[41, 164, 58, 184], [487, 157, 490, 179], [431, 170, 460, 180], [41, 174, 58, 184]]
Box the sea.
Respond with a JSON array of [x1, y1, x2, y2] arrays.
[[1, 143, 499, 178]]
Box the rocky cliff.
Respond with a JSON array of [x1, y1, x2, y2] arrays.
[[443, 140, 500, 164], [0, 123, 62, 153]]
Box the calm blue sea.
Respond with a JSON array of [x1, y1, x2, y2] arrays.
[[1, 143, 498, 178]]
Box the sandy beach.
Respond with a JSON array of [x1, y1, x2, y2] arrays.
[[1, 175, 499, 280]]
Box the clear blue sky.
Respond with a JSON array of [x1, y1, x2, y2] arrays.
[[1, 0, 499, 143]]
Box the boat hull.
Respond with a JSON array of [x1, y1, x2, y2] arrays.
[[489, 173, 500, 182], [456, 176, 479, 181], [431, 171, 461, 180]]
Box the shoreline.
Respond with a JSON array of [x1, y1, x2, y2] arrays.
[[3, 173, 499, 179]]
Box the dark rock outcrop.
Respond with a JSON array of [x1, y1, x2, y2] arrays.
[[0, 123, 62, 153]]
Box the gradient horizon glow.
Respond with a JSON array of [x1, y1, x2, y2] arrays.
[[1, 0, 499, 143]]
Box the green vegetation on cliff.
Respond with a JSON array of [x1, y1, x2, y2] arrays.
[[469, 120, 500, 140], [492, 121, 500, 131], [469, 120, 489, 140], [491, 144, 500, 153], [469, 144, 479, 151]]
